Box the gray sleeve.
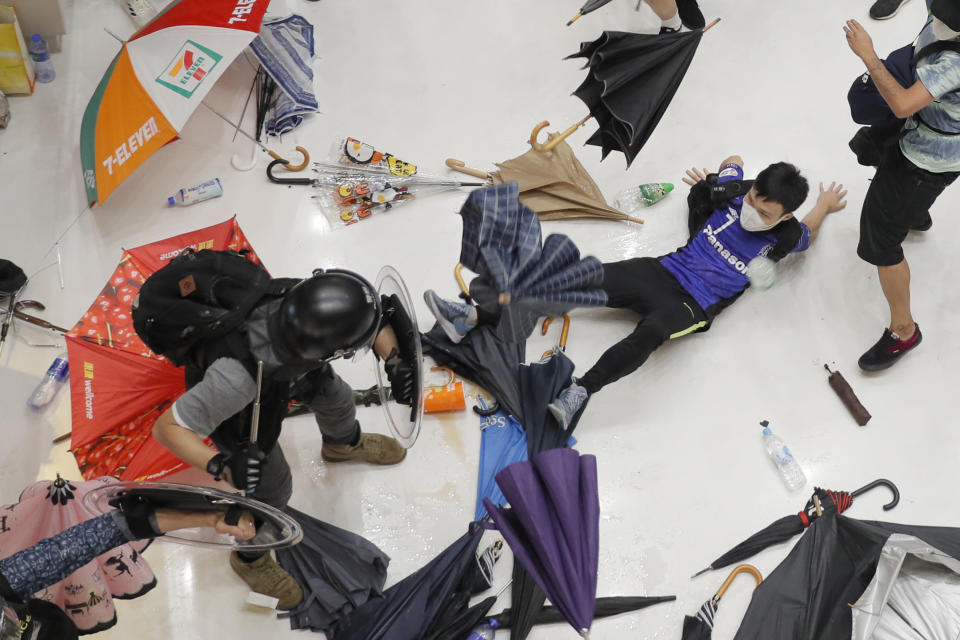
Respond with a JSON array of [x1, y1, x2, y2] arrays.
[[171, 358, 257, 437]]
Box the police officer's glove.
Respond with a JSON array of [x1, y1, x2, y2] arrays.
[[384, 348, 416, 406], [207, 444, 265, 494]]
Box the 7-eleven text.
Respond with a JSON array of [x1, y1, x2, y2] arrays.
[[101, 116, 159, 175]]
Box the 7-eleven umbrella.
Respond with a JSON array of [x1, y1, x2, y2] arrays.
[[80, 0, 271, 205], [66, 217, 261, 481]]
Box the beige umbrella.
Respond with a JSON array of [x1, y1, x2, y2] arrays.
[[446, 130, 642, 224]]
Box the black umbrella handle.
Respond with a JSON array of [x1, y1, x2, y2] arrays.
[[851, 478, 900, 511], [266, 159, 314, 185]]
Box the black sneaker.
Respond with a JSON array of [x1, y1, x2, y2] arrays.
[[659, 25, 680, 34], [869, 0, 911, 20], [677, 0, 705, 29], [849, 127, 883, 167], [858, 325, 922, 371]]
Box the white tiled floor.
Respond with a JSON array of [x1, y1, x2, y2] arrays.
[[2, 0, 959, 638]]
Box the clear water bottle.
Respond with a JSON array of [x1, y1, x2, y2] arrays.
[[27, 35, 55, 83], [28, 354, 69, 409], [467, 619, 498, 640], [614, 182, 674, 213], [761, 420, 806, 491]]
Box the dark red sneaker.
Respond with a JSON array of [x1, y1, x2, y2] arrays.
[[858, 325, 922, 371]]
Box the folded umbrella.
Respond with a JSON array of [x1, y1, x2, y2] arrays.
[[567, 0, 616, 25], [694, 480, 900, 577], [421, 539, 503, 640], [250, 14, 318, 136], [492, 595, 676, 629], [485, 448, 600, 638]]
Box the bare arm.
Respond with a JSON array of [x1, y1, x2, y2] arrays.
[[373, 324, 399, 359], [800, 182, 848, 239], [153, 408, 219, 471], [844, 19, 935, 118]]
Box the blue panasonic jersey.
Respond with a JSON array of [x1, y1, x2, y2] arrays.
[[659, 164, 811, 311]]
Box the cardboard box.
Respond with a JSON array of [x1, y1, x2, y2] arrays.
[[0, 6, 35, 95]]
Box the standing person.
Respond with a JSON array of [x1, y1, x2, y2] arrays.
[[140, 252, 416, 609], [643, 0, 705, 33], [844, 3, 960, 370]]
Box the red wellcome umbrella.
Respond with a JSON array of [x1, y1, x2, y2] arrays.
[[66, 217, 262, 481]]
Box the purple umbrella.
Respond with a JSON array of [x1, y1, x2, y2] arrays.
[[484, 448, 600, 637]]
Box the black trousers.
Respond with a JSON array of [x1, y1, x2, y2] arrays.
[[578, 258, 707, 394]]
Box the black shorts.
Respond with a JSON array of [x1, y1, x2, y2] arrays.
[[858, 145, 959, 266]]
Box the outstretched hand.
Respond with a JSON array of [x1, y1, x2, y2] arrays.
[[682, 167, 711, 187], [843, 20, 876, 61], [817, 181, 848, 214]]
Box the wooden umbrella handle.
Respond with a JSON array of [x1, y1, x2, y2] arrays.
[[446, 159, 490, 180]]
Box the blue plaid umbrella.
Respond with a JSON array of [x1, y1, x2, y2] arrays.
[[458, 183, 607, 343]]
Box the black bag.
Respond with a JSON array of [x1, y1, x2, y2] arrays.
[[848, 40, 960, 127], [132, 249, 273, 367]]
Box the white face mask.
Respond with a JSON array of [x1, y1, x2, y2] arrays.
[[932, 16, 960, 41], [739, 199, 779, 232]]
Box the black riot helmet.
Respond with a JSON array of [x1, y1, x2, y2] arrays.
[[271, 269, 381, 363]]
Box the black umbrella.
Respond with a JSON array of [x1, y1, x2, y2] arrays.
[[421, 539, 503, 640], [684, 565, 763, 640], [422, 324, 525, 419], [275, 506, 390, 633], [519, 349, 586, 456], [0, 258, 26, 358], [567, 0, 615, 25], [528, 22, 719, 167], [492, 595, 676, 628], [693, 479, 900, 577], [734, 513, 960, 639], [327, 523, 485, 640], [564, 26, 719, 167]]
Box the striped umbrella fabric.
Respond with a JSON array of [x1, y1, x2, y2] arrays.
[[80, 0, 271, 204]]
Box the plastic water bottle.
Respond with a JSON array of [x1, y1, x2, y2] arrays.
[[614, 182, 674, 213], [168, 178, 223, 206], [467, 619, 498, 640], [761, 420, 806, 491], [28, 355, 69, 409], [28, 35, 55, 83]]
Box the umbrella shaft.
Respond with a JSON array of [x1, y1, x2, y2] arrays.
[[201, 102, 271, 152]]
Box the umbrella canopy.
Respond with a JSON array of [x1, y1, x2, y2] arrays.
[[475, 411, 528, 521], [80, 0, 271, 204], [694, 480, 900, 576], [327, 523, 485, 640], [566, 29, 708, 167], [491, 595, 677, 629], [421, 539, 503, 640], [66, 218, 261, 481], [422, 324, 525, 419], [684, 565, 762, 640], [519, 350, 586, 457], [485, 448, 600, 637], [0, 476, 155, 634], [249, 14, 318, 136], [275, 507, 389, 633], [458, 183, 607, 343], [734, 514, 960, 640], [489, 135, 638, 223]]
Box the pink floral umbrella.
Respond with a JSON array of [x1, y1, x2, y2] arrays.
[[0, 475, 155, 634]]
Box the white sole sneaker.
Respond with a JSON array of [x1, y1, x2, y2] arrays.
[[424, 292, 467, 344], [870, 0, 910, 20]]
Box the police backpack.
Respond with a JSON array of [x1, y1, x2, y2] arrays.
[[132, 249, 274, 367]]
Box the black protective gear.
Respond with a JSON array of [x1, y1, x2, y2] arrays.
[[222, 443, 266, 493], [273, 270, 381, 363], [384, 348, 416, 406], [108, 493, 163, 539]]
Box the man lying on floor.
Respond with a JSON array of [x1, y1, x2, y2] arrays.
[[425, 157, 848, 426]]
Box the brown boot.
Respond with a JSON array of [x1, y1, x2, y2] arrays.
[[229, 552, 303, 610], [321, 433, 406, 465]]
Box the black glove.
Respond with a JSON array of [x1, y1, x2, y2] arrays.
[[208, 444, 265, 493], [384, 348, 416, 406], [109, 493, 162, 540]]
